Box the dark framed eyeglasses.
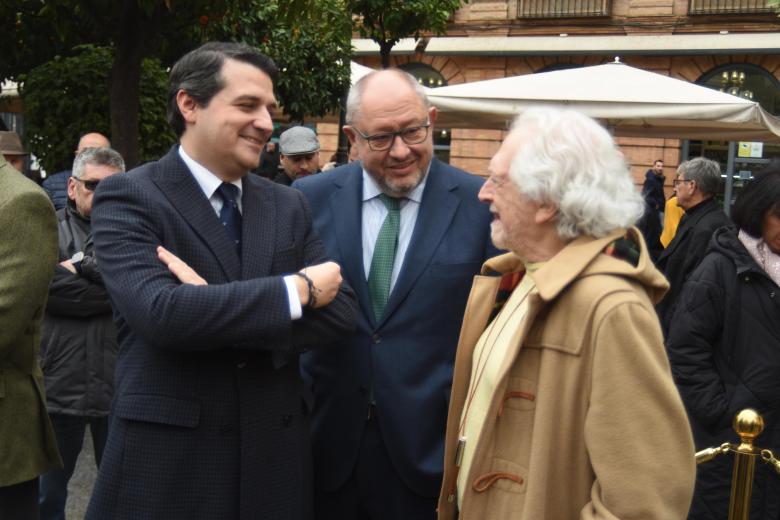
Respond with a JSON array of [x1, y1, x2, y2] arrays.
[[673, 179, 693, 187], [353, 123, 431, 151], [74, 178, 101, 191]]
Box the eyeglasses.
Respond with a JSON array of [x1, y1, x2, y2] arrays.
[[353, 123, 430, 151], [485, 173, 507, 189], [673, 179, 693, 187], [74, 178, 101, 191]]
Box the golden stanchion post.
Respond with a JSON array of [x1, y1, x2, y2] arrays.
[[696, 409, 780, 519], [727, 409, 763, 520]]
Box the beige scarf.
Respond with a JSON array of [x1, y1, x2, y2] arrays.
[[738, 229, 780, 288]]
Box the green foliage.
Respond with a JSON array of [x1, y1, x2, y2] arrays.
[[2, 0, 351, 148], [19, 45, 175, 173], [213, 0, 352, 120], [0, 0, 243, 80], [350, 0, 465, 66]]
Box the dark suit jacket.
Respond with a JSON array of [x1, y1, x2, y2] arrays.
[[294, 159, 497, 497], [656, 197, 730, 336], [87, 147, 356, 520]]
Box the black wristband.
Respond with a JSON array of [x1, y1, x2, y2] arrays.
[[294, 271, 317, 309]]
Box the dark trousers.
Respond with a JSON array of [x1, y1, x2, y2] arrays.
[[0, 478, 39, 520], [314, 414, 437, 520], [39, 414, 109, 520]]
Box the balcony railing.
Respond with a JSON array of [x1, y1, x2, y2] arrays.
[[517, 0, 611, 18], [689, 0, 776, 14]]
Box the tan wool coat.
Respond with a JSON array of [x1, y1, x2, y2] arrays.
[[0, 155, 62, 486], [438, 228, 696, 520]]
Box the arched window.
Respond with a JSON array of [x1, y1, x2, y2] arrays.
[[698, 63, 780, 115], [686, 64, 780, 210], [398, 62, 448, 89]]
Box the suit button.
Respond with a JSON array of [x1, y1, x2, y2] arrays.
[[237, 361, 247, 369], [219, 425, 234, 435], [359, 385, 368, 396], [372, 334, 381, 344], [282, 414, 293, 427]]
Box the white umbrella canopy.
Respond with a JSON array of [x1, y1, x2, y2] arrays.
[[351, 61, 375, 86], [427, 61, 780, 143]]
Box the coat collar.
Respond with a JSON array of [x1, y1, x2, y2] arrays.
[[328, 162, 370, 318], [658, 197, 719, 262], [481, 227, 668, 304], [382, 159, 460, 325], [239, 173, 276, 280], [150, 146, 243, 280]]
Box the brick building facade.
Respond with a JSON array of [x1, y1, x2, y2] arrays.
[[318, 0, 780, 198]]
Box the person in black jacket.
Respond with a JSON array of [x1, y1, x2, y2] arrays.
[[667, 167, 780, 520], [38, 147, 125, 520], [655, 157, 731, 336], [638, 159, 666, 258]]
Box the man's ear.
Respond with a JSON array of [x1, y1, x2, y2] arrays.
[[535, 202, 558, 225], [176, 90, 199, 125], [428, 106, 438, 127], [342, 126, 358, 147], [67, 176, 77, 201]]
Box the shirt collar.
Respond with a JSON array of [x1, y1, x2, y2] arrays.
[[178, 145, 243, 200], [361, 163, 429, 204]]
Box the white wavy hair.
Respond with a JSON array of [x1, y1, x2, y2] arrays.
[[508, 107, 644, 239]]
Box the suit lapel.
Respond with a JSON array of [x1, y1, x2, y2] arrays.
[[240, 175, 275, 280], [151, 148, 242, 281], [380, 160, 459, 325], [330, 164, 373, 322]]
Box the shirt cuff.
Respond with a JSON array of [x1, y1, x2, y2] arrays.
[[283, 275, 303, 320]]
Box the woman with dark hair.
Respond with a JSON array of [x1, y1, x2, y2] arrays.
[[667, 167, 780, 519]]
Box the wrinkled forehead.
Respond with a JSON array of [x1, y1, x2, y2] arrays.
[[357, 79, 427, 128]]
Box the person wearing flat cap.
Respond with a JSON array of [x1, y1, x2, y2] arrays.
[[274, 126, 321, 186], [0, 131, 29, 174]]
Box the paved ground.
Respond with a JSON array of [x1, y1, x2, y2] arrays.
[[64, 429, 97, 519]]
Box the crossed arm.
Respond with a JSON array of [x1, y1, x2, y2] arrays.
[[91, 173, 356, 352], [157, 245, 342, 309]]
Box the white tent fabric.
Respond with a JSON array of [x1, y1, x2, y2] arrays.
[[426, 61, 780, 143], [350, 61, 375, 86]]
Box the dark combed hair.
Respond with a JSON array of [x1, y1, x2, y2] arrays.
[[167, 42, 278, 137], [732, 166, 780, 238]]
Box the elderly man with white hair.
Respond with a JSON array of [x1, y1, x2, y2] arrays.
[[437, 107, 696, 520]]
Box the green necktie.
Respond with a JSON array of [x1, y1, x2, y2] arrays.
[[368, 194, 401, 321]]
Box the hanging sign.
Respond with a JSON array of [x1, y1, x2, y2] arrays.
[[738, 142, 763, 158]]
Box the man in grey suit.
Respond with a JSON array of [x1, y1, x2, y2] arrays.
[[294, 69, 497, 520], [87, 42, 356, 519], [0, 152, 61, 519]]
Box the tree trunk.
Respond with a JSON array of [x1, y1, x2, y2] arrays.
[[379, 40, 394, 69], [109, 0, 157, 169]]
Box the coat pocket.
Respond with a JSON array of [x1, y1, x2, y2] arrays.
[[113, 394, 200, 428]]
